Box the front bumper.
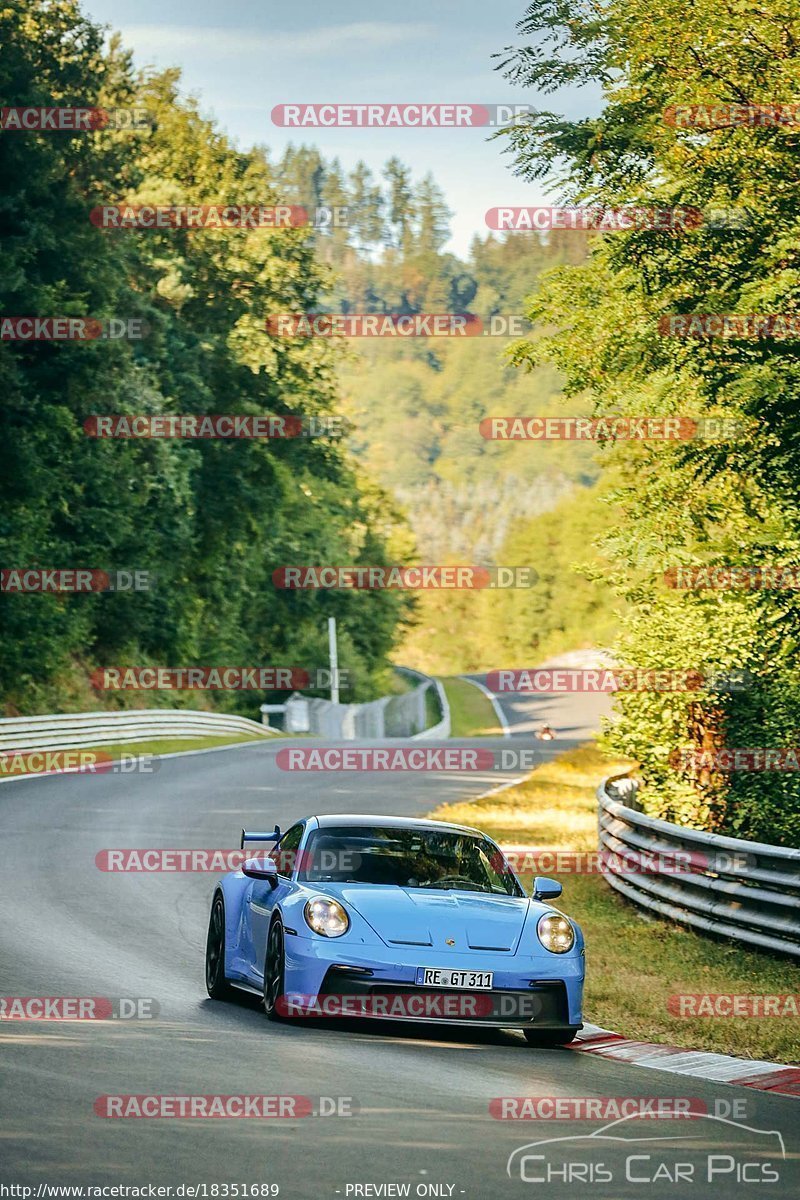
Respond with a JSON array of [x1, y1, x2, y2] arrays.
[[283, 933, 584, 1028]]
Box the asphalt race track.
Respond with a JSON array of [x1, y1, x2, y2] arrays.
[[1, 678, 797, 1199]]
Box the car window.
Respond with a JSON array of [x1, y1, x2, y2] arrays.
[[299, 825, 522, 895], [475, 843, 513, 892], [269, 823, 303, 877]]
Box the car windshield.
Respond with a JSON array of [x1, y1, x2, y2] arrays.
[[299, 825, 522, 895]]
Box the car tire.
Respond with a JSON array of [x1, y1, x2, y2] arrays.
[[206, 893, 233, 1000], [523, 1026, 580, 1047], [263, 918, 288, 1021]]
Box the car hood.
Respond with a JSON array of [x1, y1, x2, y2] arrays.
[[322, 885, 531, 952]]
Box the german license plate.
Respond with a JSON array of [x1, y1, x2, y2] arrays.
[[415, 968, 493, 989]]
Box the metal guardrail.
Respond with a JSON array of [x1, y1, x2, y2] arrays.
[[598, 774, 800, 958], [0, 709, 276, 753]]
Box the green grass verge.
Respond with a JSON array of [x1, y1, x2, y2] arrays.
[[1, 731, 274, 778], [440, 676, 501, 737], [91, 732, 273, 758], [428, 743, 800, 1064]]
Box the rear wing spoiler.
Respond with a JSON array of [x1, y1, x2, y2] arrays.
[[240, 825, 282, 850]]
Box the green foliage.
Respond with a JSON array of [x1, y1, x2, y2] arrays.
[[272, 145, 607, 672], [497, 0, 800, 844], [332, 228, 597, 560], [401, 481, 620, 673], [480, 480, 621, 665], [0, 0, 410, 714]]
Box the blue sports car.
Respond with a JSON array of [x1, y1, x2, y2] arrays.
[[205, 814, 584, 1045]]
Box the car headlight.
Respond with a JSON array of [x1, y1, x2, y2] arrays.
[[304, 896, 349, 938], [537, 912, 574, 954]]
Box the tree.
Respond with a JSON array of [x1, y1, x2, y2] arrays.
[[413, 173, 452, 256], [347, 160, 384, 251], [383, 156, 416, 253], [0, 0, 411, 714], [495, 0, 800, 843]]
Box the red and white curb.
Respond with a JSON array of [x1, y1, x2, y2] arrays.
[[570, 1023, 800, 1098]]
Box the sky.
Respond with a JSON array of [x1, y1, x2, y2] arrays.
[[83, 0, 603, 255]]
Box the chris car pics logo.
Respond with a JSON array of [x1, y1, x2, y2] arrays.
[[506, 1112, 785, 1185]]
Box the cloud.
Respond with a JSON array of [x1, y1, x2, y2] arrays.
[[116, 21, 437, 60]]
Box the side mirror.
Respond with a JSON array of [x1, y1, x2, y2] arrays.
[[242, 858, 279, 886], [533, 875, 562, 901]]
